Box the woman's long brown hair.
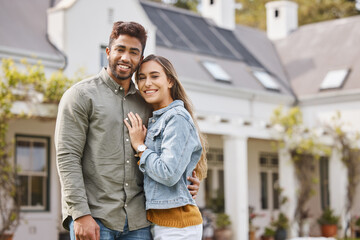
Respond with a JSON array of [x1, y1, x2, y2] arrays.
[[135, 54, 208, 180]]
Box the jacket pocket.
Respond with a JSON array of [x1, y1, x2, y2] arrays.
[[146, 128, 162, 153]]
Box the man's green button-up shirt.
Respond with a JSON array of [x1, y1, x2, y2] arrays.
[[55, 68, 152, 231]]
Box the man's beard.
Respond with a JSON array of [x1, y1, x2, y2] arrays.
[[109, 60, 136, 81]]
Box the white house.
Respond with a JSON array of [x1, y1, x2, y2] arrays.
[[1, 0, 360, 239]]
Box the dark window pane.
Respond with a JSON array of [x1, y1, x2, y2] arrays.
[[261, 172, 268, 209], [320, 157, 330, 209], [218, 170, 224, 196], [271, 158, 278, 166], [217, 153, 223, 162], [260, 157, 267, 165], [272, 173, 279, 209], [31, 176, 44, 206], [19, 176, 29, 206], [205, 170, 213, 208]]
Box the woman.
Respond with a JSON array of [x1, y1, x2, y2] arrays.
[[124, 54, 207, 239]]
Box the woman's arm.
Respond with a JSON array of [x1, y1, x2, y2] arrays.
[[124, 112, 202, 188]]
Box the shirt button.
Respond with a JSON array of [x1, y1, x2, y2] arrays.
[[120, 87, 123, 90], [152, 119, 155, 123], [123, 97, 126, 101], [126, 160, 130, 164], [124, 204, 127, 207], [126, 139, 129, 142], [125, 183, 129, 186], [114, 89, 118, 94]]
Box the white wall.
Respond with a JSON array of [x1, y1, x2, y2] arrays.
[[7, 118, 60, 240], [48, 0, 156, 77]]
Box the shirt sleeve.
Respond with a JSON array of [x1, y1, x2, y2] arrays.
[[139, 115, 201, 187], [55, 86, 91, 220]]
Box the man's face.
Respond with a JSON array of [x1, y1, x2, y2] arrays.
[[106, 34, 143, 83]]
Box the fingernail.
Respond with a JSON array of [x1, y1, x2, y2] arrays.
[[125, 118, 128, 120]]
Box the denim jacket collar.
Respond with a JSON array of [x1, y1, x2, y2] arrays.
[[152, 100, 184, 119]]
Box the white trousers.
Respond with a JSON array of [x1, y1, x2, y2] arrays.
[[152, 224, 203, 240]]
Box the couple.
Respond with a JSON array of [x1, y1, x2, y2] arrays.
[[55, 21, 207, 240]]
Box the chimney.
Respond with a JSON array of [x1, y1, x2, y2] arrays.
[[201, 0, 235, 30], [265, 0, 298, 40]]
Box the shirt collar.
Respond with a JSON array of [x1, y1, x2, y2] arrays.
[[152, 100, 184, 117], [100, 67, 137, 95]]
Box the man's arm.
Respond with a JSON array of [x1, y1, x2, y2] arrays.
[[188, 171, 200, 199], [55, 87, 94, 238]]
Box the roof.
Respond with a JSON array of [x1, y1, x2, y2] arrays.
[[140, 0, 294, 97], [0, 0, 294, 98], [140, 0, 263, 68], [0, 0, 59, 57], [275, 15, 360, 97]]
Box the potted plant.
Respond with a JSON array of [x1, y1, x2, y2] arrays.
[[272, 213, 289, 240], [249, 206, 263, 240], [261, 227, 275, 240], [214, 213, 232, 240], [317, 208, 340, 237]]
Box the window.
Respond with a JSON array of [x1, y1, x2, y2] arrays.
[[319, 157, 330, 209], [100, 45, 108, 69], [201, 61, 231, 83], [205, 148, 225, 212], [275, 9, 279, 18], [16, 135, 50, 211], [320, 69, 349, 90], [259, 153, 279, 210], [108, 8, 114, 24], [252, 70, 280, 91]]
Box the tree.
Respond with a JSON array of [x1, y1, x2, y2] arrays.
[[0, 58, 80, 238], [325, 112, 360, 238], [270, 106, 330, 236], [236, 0, 359, 30]]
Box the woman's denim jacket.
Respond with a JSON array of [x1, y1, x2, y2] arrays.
[[139, 100, 202, 210]]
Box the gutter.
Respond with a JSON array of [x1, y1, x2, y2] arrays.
[[46, 0, 68, 71]]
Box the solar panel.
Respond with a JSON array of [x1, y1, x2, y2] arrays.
[[160, 9, 214, 55], [140, 1, 265, 68], [216, 27, 262, 67], [141, 4, 190, 51]]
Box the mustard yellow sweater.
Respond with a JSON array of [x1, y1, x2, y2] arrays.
[[147, 205, 203, 228]]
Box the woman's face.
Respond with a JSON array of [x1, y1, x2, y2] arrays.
[[137, 60, 174, 110]]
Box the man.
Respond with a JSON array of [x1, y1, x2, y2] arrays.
[[55, 21, 200, 240]]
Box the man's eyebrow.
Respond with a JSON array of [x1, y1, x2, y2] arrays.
[[130, 47, 141, 53], [113, 44, 140, 52]]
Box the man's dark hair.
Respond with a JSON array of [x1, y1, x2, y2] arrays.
[[109, 21, 147, 55]]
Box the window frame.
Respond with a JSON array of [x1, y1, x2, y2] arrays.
[[15, 134, 51, 212], [100, 45, 108, 70], [259, 152, 280, 210]]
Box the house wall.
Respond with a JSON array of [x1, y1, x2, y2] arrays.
[[295, 99, 360, 236], [7, 118, 60, 240], [48, 0, 156, 77]]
